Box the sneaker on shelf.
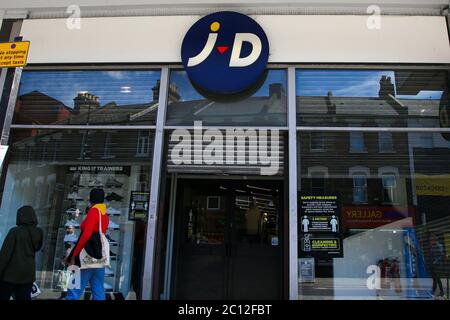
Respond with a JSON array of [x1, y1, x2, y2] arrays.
[[88, 177, 104, 188], [67, 192, 83, 201], [66, 207, 81, 216], [106, 192, 123, 202], [106, 234, 118, 244], [63, 234, 78, 243], [105, 268, 114, 276], [104, 283, 113, 291], [65, 219, 80, 228], [78, 174, 89, 187], [110, 250, 117, 258], [108, 221, 120, 229], [107, 207, 121, 216], [106, 176, 123, 188]]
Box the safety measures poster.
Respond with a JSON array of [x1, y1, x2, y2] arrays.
[[299, 195, 340, 233], [129, 191, 150, 221], [299, 195, 343, 258]]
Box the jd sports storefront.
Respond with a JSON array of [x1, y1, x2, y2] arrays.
[[0, 10, 449, 300]]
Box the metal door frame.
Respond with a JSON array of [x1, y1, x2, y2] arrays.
[[165, 177, 284, 299]]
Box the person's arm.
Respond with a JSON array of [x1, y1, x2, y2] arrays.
[[34, 228, 44, 252], [0, 229, 16, 276], [72, 208, 98, 257]]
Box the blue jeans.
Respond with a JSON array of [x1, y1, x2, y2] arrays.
[[66, 268, 105, 300]]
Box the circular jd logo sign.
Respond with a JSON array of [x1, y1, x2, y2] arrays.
[[181, 11, 269, 96]]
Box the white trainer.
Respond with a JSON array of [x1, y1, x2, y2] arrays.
[[108, 221, 120, 229], [107, 207, 121, 216]]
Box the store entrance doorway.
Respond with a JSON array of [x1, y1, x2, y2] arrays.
[[171, 179, 283, 299]]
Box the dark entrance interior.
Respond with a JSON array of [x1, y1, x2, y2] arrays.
[[171, 179, 283, 299]]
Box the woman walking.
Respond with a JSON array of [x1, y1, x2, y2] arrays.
[[0, 206, 43, 300], [65, 188, 109, 300]]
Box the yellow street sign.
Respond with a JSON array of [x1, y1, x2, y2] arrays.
[[415, 174, 450, 196], [0, 41, 30, 68]]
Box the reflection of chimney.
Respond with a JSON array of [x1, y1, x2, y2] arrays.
[[168, 84, 181, 103], [269, 83, 284, 99], [152, 80, 181, 103], [379, 75, 395, 98], [378, 75, 407, 116], [152, 80, 160, 102], [73, 92, 100, 113], [325, 91, 336, 115]]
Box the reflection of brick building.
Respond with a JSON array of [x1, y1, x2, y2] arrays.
[[9, 86, 160, 190], [298, 76, 441, 231], [15, 91, 72, 125], [11, 80, 286, 170], [166, 82, 286, 126], [13, 91, 73, 142]]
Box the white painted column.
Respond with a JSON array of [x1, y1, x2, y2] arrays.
[[141, 67, 169, 300], [287, 67, 299, 299]]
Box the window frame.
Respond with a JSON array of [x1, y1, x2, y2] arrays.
[[378, 131, 395, 153], [352, 173, 368, 204]]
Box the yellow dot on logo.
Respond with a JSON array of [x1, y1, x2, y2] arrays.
[[210, 22, 220, 32]]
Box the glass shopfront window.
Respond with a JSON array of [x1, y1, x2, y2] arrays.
[[13, 70, 161, 126], [166, 69, 287, 126], [296, 70, 449, 128], [296, 68, 450, 300], [0, 129, 153, 299], [297, 130, 450, 300]]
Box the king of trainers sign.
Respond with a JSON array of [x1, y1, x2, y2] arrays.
[[169, 121, 281, 176]]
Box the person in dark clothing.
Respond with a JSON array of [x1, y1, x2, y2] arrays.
[[0, 206, 43, 300], [430, 235, 445, 298]]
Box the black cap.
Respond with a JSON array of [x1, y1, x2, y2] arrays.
[[89, 188, 105, 204]]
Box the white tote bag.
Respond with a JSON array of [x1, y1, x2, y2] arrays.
[[30, 281, 41, 299], [79, 209, 110, 269]]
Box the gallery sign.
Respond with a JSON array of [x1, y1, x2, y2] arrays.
[[342, 206, 413, 229]]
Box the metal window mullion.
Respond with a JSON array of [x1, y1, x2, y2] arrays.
[[21, 64, 450, 72], [0, 20, 24, 146], [142, 67, 169, 300], [162, 172, 177, 299], [287, 67, 298, 300], [1, 67, 22, 146], [296, 126, 450, 133], [164, 125, 289, 130], [10, 124, 157, 130], [0, 11, 6, 113]]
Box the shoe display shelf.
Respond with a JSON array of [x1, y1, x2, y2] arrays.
[[51, 170, 128, 295]]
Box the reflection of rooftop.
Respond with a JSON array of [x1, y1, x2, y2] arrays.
[[166, 83, 286, 125], [298, 96, 440, 117], [167, 96, 286, 125], [15, 91, 72, 125], [17, 90, 159, 126], [16, 82, 288, 126], [16, 74, 443, 127]]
